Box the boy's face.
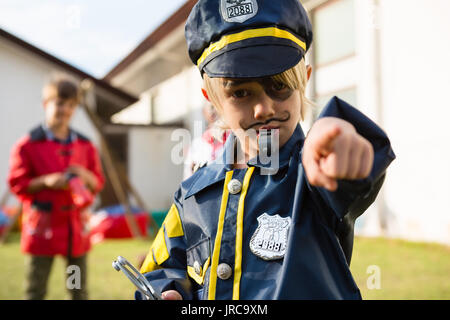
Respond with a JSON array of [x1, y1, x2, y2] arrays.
[[214, 77, 302, 156], [43, 97, 78, 128]]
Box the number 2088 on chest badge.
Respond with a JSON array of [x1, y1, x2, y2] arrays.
[[249, 213, 291, 261]]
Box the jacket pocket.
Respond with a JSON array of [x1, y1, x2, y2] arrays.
[[186, 238, 211, 285], [27, 201, 53, 239]]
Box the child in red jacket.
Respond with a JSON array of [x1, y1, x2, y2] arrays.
[[8, 75, 105, 299]]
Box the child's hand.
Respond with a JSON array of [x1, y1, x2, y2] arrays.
[[66, 165, 98, 192], [43, 172, 69, 190], [161, 290, 183, 300], [302, 117, 374, 192]]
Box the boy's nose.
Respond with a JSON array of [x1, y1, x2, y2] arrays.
[[253, 96, 276, 122]]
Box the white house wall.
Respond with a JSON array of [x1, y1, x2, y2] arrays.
[[128, 127, 183, 211], [311, 0, 450, 245], [377, 0, 450, 244], [315, 57, 358, 96], [152, 66, 204, 126], [111, 92, 152, 125]]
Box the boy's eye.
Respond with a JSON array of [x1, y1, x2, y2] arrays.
[[56, 100, 65, 107], [272, 82, 287, 91], [233, 89, 249, 98], [55, 99, 77, 109]]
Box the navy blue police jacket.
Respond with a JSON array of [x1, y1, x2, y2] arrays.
[[138, 97, 395, 300]]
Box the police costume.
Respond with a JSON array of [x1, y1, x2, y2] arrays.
[[138, 0, 396, 300]]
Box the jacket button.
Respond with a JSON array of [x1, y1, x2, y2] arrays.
[[217, 263, 232, 280], [227, 179, 242, 194], [194, 261, 202, 276]]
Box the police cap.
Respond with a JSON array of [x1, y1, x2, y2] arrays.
[[185, 0, 313, 78]]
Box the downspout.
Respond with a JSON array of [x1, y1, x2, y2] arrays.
[[372, 0, 388, 235]]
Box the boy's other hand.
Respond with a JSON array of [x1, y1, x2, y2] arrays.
[[66, 165, 97, 191], [27, 172, 68, 193], [43, 172, 69, 190], [161, 290, 183, 300], [302, 117, 374, 192], [66, 165, 92, 182]]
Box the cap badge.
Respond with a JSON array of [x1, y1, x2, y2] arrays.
[[249, 213, 291, 261], [221, 0, 258, 23]]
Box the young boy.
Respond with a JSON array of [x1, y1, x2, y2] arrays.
[[138, 0, 395, 300], [8, 75, 105, 299]]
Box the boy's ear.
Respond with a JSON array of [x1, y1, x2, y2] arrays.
[[201, 88, 210, 102], [306, 65, 312, 81]]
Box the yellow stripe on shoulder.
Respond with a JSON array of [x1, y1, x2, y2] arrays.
[[140, 248, 159, 274], [139, 203, 184, 273], [164, 204, 184, 238], [152, 226, 170, 265]]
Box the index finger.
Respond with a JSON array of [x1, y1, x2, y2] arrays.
[[304, 152, 338, 191], [316, 126, 341, 155]]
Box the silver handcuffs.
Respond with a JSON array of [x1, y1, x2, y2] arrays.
[[112, 256, 162, 300]]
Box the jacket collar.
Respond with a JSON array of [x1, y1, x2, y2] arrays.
[[184, 124, 305, 199], [42, 124, 77, 144], [29, 124, 90, 144]]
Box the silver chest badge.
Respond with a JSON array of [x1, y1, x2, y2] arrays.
[[250, 213, 291, 261], [221, 0, 258, 23]]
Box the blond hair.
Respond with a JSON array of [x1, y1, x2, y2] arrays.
[[203, 59, 311, 122]]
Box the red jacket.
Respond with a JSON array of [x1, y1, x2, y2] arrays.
[[8, 125, 105, 257]]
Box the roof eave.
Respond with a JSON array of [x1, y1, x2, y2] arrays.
[[0, 27, 138, 105]]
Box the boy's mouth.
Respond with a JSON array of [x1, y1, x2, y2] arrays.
[[256, 126, 279, 135]]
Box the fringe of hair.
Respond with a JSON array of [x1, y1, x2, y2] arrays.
[[203, 59, 314, 127]]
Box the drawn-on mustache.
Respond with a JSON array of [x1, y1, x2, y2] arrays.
[[241, 111, 291, 131]]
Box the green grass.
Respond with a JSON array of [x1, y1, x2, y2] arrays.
[[351, 237, 450, 300], [0, 234, 449, 299], [0, 233, 151, 300]]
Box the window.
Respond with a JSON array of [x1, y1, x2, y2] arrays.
[[309, 0, 358, 118], [313, 0, 356, 66], [315, 87, 357, 109]]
